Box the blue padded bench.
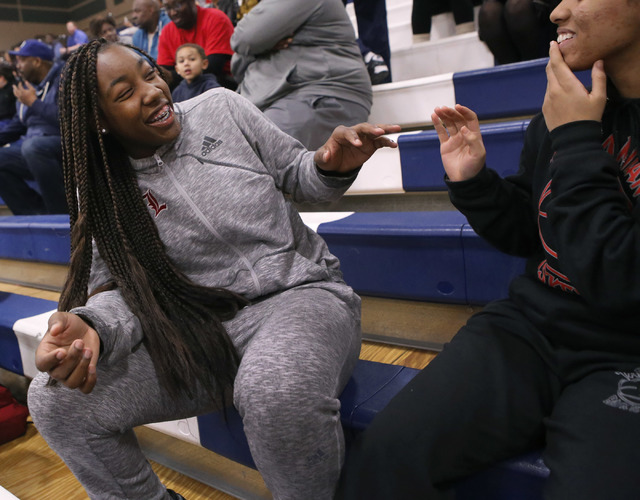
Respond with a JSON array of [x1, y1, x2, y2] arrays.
[[0, 215, 70, 264], [0, 213, 525, 306], [399, 119, 530, 192], [453, 58, 591, 120], [316, 211, 526, 305], [0, 292, 58, 375], [0, 291, 548, 498]]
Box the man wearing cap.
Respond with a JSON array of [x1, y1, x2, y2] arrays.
[[0, 39, 66, 215]]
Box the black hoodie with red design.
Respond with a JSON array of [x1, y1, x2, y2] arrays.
[[447, 98, 640, 356]]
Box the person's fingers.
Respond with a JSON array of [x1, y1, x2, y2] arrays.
[[48, 339, 84, 381], [460, 126, 485, 157], [35, 347, 66, 372], [63, 348, 92, 389], [454, 105, 481, 132], [431, 112, 451, 145], [590, 60, 607, 104], [47, 311, 71, 337], [79, 364, 98, 394], [438, 106, 464, 135]]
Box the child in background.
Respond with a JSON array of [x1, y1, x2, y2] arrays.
[[172, 43, 220, 103]]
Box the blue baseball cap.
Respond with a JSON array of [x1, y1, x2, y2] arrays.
[[9, 39, 54, 61]]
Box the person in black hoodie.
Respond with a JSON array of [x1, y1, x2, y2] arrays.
[[337, 1, 640, 499]]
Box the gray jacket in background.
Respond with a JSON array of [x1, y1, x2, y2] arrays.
[[230, 0, 372, 112]]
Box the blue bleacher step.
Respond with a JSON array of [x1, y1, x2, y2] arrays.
[[454, 59, 592, 120], [399, 119, 530, 191], [1, 213, 525, 306], [0, 292, 57, 376], [0, 215, 70, 264], [370, 59, 592, 128], [310, 211, 526, 305]]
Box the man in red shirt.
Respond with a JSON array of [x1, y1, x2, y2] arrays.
[[158, 0, 235, 88]]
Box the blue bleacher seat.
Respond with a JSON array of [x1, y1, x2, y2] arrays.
[[0, 215, 70, 264], [453, 59, 592, 121], [399, 119, 530, 192], [316, 211, 525, 305], [0, 214, 525, 306], [0, 292, 57, 374]]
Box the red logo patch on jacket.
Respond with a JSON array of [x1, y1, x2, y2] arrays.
[[143, 189, 167, 217]]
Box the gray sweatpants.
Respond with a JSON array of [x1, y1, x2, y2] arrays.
[[28, 282, 361, 500]]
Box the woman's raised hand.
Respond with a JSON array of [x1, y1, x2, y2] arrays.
[[432, 105, 486, 182], [314, 123, 402, 174]]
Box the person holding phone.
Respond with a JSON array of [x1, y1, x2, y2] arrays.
[[0, 39, 66, 215]]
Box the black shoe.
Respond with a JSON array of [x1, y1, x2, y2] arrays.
[[167, 489, 187, 500], [363, 51, 390, 85]]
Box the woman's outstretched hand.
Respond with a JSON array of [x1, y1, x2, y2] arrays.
[[35, 312, 100, 394], [432, 104, 486, 182], [314, 123, 402, 174]]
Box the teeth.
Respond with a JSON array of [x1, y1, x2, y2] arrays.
[[151, 107, 170, 123], [557, 33, 575, 43]]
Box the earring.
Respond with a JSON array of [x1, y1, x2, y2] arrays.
[[100, 128, 107, 134]]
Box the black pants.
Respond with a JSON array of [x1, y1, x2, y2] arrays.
[[337, 300, 640, 499], [412, 0, 476, 35], [0, 136, 66, 215], [344, 0, 392, 82]]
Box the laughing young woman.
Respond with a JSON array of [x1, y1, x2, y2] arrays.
[[27, 39, 400, 500], [337, 0, 640, 498]]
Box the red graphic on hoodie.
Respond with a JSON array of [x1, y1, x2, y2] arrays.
[[143, 189, 167, 217], [603, 134, 640, 198]]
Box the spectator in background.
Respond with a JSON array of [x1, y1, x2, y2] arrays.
[[157, 0, 235, 89], [131, 0, 171, 60], [117, 17, 139, 45], [89, 15, 120, 43], [207, 0, 239, 26], [0, 40, 66, 215], [44, 33, 65, 64], [342, 0, 392, 85], [0, 63, 16, 130], [172, 43, 220, 102], [61, 21, 89, 57], [411, 0, 477, 43], [478, 0, 557, 65], [231, 0, 372, 150]]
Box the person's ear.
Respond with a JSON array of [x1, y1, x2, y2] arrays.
[[201, 57, 209, 70]]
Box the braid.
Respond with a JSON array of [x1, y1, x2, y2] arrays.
[[58, 40, 248, 404]]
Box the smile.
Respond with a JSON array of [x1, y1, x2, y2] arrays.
[[147, 104, 173, 125], [557, 32, 575, 44]]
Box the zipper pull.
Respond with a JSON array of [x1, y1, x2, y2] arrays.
[[154, 153, 164, 167]]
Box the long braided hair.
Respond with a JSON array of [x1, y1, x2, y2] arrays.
[[58, 39, 248, 404]]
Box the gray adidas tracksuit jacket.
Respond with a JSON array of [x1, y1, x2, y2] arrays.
[[71, 87, 359, 365], [31, 88, 362, 500]]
